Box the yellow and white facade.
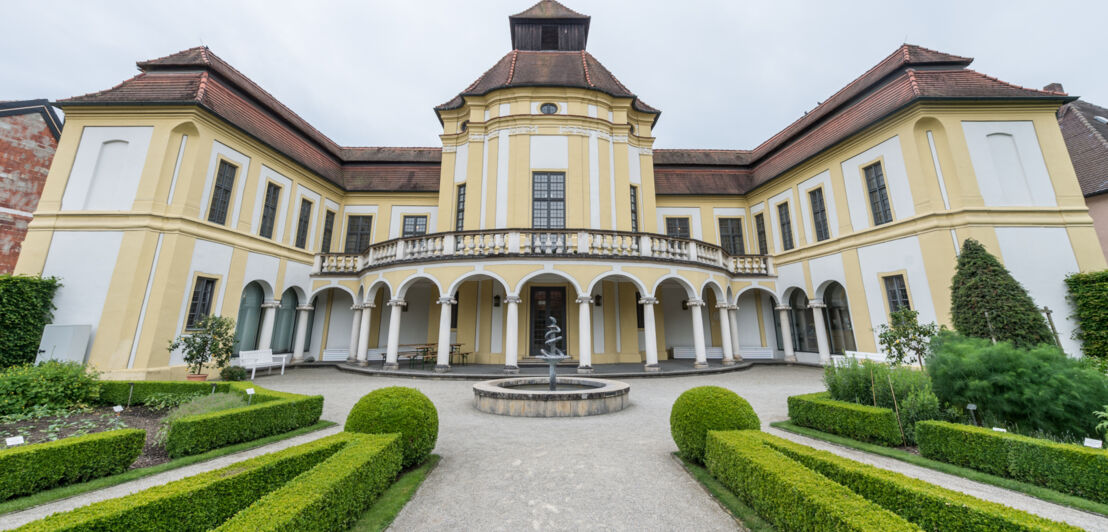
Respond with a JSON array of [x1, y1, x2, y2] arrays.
[[15, 1, 1105, 378]]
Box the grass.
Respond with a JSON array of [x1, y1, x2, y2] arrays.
[[0, 420, 337, 515], [770, 420, 1108, 518], [349, 454, 441, 532], [672, 453, 776, 532]]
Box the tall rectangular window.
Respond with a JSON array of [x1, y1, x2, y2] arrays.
[[186, 276, 217, 329], [884, 274, 911, 313], [402, 215, 428, 237], [665, 217, 690, 238], [320, 211, 335, 253], [344, 215, 373, 253], [532, 172, 566, 229], [207, 160, 236, 225], [259, 182, 281, 239], [777, 203, 794, 251], [755, 213, 768, 254], [718, 218, 745, 255], [629, 186, 640, 233], [864, 162, 893, 225], [294, 199, 312, 249], [455, 184, 466, 231], [809, 188, 830, 242]]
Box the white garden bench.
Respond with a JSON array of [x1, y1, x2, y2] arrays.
[[321, 348, 349, 362], [670, 346, 725, 359], [237, 349, 287, 379]]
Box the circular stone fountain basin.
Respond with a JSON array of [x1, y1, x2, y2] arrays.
[[473, 377, 630, 417]]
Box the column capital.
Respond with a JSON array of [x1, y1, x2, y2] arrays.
[[505, 295, 523, 304], [361, 302, 376, 309], [685, 298, 705, 307], [728, 305, 739, 311], [437, 297, 457, 305], [387, 299, 407, 307], [638, 297, 658, 305], [808, 299, 827, 309], [295, 305, 315, 312], [575, 296, 593, 305], [350, 304, 363, 311], [775, 305, 791, 311], [261, 300, 281, 309], [715, 303, 731, 310]]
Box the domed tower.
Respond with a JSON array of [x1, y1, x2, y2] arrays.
[[434, 0, 660, 234]]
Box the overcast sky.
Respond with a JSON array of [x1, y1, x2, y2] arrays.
[[4, 1, 1106, 150]]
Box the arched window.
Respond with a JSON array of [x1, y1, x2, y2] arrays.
[[823, 283, 856, 354], [789, 291, 819, 352], [270, 289, 298, 353], [234, 282, 265, 352]]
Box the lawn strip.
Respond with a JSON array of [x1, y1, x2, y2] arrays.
[[672, 452, 776, 532], [349, 454, 441, 532]]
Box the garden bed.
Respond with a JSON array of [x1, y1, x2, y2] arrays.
[[1, 406, 168, 468]]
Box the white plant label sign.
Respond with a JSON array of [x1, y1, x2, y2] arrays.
[[992, 427, 1007, 433], [113, 405, 124, 413], [245, 388, 256, 395], [1085, 438, 1103, 449], [5, 436, 24, 446]]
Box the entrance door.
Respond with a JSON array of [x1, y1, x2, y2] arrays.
[[530, 286, 567, 357]]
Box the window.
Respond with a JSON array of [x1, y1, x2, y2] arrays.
[[884, 274, 911, 313], [294, 199, 312, 249], [259, 182, 281, 239], [718, 218, 745, 255], [455, 184, 466, 231], [186, 277, 217, 329], [344, 215, 373, 253], [789, 290, 818, 353], [629, 186, 640, 232], [540, 25, 558, 50], [402, 215, 428, 237], [864, 162, 893, 225], [755, 213, 768, 254], [532, 172, 566, 229], [320, 211, 335, 253], [809, 188, 830, 242], [777, 203, 794, 251], [207, 160, 237, 225], [665, 217, 691, 239], [540, 103, 558, 115]]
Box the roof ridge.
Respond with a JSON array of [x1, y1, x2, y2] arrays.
[[906, 68, 921, 96], [196, 71, 209, 101], [580, 50, 594, 87], [1071, 103, 1108, 152], [506, 50, 519, 85], [962, 68, 1059, 96]]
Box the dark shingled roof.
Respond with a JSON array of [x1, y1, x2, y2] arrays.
[[1057, 98, 1108, 196]]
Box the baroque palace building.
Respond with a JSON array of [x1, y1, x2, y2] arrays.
[[15, 1, 1106, 378]]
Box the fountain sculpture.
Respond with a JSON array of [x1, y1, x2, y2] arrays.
[[535, 316, 568, 390]]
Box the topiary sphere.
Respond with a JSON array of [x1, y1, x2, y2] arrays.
[[670, 386, 760, 463], [344, 386, 438, 468]]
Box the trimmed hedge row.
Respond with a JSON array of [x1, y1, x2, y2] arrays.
[[0, 429, 145, 501], [16, 433, 371, 531], [704, 430, 919, 531], [917, 421, 1108, 504], [761, 431, 1077, 531], [99, 381, 323, 458], [787, 392, 902, 446], [217, 433, 402, 531]]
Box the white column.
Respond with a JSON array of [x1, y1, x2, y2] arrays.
[[347, 305, 363, 361], [291, 305, 313, 362], [776, 305, 797, 362], [504, 296, 521, 373], [717, 303, 735, 365], [729, 305, 743, 361], [810, 299, 832, 365], [356, 302, 374, 365], [257, 300, 280, 350], [576, 296, 593, 373], [435, 297, 456, 373], [383, 299, 405, 370], [688, 298, 708, 369], [640, 296, 660, 371]]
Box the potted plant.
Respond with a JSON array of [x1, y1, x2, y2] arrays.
[[169, 315, 236, 381]]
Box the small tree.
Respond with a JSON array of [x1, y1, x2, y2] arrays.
[[950, 238, 1054, 347], [168, 315, 236, 375], [877, 308, 938, 366]]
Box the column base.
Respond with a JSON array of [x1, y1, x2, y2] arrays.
[[693, 361, 709, 369], [643, 363, 661, 373], [346, 357, 358, 364], [433, 365, 451, 374], [721, 358, 735, 366], [503, 365, 519, 374], [291, 357, 305, 364], [382, 362, 399, 371], [576, 366, 594, 374], [356, 360, 369, 367], [785, 355, 798, 363]]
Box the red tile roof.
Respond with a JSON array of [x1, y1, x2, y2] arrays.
[[1057, 99, 1108, 196]]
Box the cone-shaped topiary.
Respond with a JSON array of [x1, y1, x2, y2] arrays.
[[670, 386, 760, 464], [950, 238, 1054, 348], [344, 387, 438, 468]]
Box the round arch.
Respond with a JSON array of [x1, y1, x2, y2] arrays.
[[584, 271, 648, 296], [396, 273, 444, 299], [446, 270, 512, 298], [822, 281, 858, 355], [734, 285, 780, 306], [234, 281, 268, 353], [512, 269, 584, 297], [650, 274, 696, 299], [308, 283, 357, 302], [243, 279, 276, 301], [365, 279, 392, 304], [270, 287, 300, 353], [700, 278, 726, 301]]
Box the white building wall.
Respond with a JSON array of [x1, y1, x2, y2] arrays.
[[841, 135, 914, 231], [962, 121, 1056, 207], [41, 231, 125, 361], [61, 126, 153, 212], [856, 235, 937, 350], [995, 227, 1081, 355]]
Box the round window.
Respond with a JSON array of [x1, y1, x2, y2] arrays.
[[540, 103, 558, 115], [459, 120, 468, 132]]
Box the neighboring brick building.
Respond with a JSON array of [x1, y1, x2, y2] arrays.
[[0, 100, 62, 273], [1051, 84, 1108, 262]]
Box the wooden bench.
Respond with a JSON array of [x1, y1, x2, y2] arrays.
[[237, 349, 287, 379]]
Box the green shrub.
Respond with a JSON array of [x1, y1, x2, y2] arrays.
[[344, 387, 438, 469], [155, 393, 246, 444], [788, 392, 902, 446], [0, 275, 60, 369], [928, 332, 1108, 438], [220, 366, 247, 381], [759, 431, 1077, 531], [1066, 270, 1108, 360], [16, 433, 356, 531], [705, 430, 918, 531], [918, 420, 1108, 504], [143, 392, 203, 411], [823, 359, 942, 443], [669, 386, 760, 464], [216, 434, 402, 531], [0, 429, 144, 501], [0, 361, 102, 415], [99, 381, 224, 406]]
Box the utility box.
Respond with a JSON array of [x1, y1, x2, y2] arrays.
[[35, 325, 92, 364]]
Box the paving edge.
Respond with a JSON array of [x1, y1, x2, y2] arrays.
[[330, 360, 781, 381]]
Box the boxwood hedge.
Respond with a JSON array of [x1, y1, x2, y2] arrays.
[[918, 421, 1108, 504], [705, 430, 919, 531], [760, 431, 1077, 531], [0, 429, 145, 501], [669, 386, 760, 464], [787, 392, 902, 446]]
